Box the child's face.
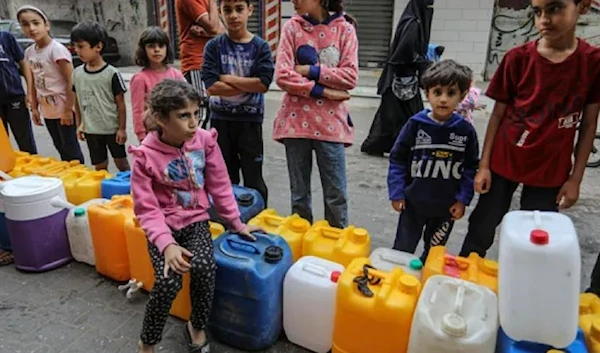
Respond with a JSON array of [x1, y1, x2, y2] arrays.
[[220, 0, 253, 33], [73, 41, 102, 64], [291, 0, 321, 16], [18, 11, 49, 43], [426, 83, 466, 120], [157, 101, 201, 145], [531, 0, 589, 41], [145, 42, 167, 66]]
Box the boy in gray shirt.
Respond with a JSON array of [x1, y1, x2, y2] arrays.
[[71, 20, 129, 171]]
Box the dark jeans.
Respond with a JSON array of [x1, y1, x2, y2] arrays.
[[0, 98, 37, 154], [459, 172, 560, 258], [44, 118, 84, 164], [211, 119, 268, 205], [588, 253, 600, 295]]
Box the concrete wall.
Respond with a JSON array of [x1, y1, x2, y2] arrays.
[[4, 0, 150, 65]]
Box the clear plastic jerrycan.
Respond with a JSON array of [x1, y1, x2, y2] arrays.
[[408, 275, 498, 353], [0, 123, 15, 172], [499, 211, 580, 348], [580, 293, 600, 353], [303, 220, 371, 267], [66, 198, 109, 266], [370, 248, 423, 280], [283, 256, 344, 353]]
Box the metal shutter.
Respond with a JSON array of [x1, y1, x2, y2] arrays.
[[344, 0, 394, 68]]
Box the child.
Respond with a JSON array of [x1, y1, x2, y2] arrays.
[[131, 26, 185, 142], [131, 79, 260, 353], [17, 5, 84, 163], [201, 0, 274, 205], [273, 0, 358, 228], [388, 60, 479, 262], [70, 21, 129, 171], [0, 29, 37, 154], [459, 0, 600, 258]]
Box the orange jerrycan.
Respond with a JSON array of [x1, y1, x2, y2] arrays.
[[62, 170, 111, 205], [332, 258, 421, 353], [124, 217, 155, 292], [580, 293, 600, 352], [0, 123, 15, 172], [249, 209, 311, 262], [88, 195, 133, 281], [302, 220, 371, 267], [423, 246, 498, 294]]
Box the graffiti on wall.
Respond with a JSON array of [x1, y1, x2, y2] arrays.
[[484, 0, 600, 80]]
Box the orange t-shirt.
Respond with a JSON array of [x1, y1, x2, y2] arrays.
[[175, 0, 210, 74]]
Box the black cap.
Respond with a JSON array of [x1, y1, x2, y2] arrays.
[[237, 193, 254, 207], [264, 246, 283, 264]]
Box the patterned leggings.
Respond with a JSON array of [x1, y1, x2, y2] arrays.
[[140, 221, 216, 345]]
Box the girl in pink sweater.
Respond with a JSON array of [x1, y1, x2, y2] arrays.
[[273, 0, 359, 228], [130, 26, 185, 142]]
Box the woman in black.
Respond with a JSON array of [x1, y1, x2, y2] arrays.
[[361, 0, 434, 156]]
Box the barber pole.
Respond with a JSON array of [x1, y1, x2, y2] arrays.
[[157, 0, 170, 33], [263, 0, 281, 56]]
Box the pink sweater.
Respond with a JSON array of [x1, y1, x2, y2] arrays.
[[273, 14, 359, 146], [129, 128, 244, 253], [130, 66, 185, 140]]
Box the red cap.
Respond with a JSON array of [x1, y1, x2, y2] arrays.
[[530, 229, 549, 245], [330, 271, 341, 283]]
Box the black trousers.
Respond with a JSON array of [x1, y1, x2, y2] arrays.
[[44, 118, 84, 163], [588, 253, 600, 295], [0, 98, 37, 154], [211, 119, 268, 205], [459, 172, 560, 258]]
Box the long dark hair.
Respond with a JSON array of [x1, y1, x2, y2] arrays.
[[322, 0, 358, 27], [135, 26, 174, 67]]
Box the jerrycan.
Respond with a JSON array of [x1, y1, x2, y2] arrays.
[[249, 209, 311, 262], [210, 221, 225, 240], [88, 195, 133, 281], [66, 198, 109, 266], [61, 170, 112, 205], [370, 248, 423, 280], [499, 211, 580, 348], [0, 123, 16, 172], [580, 293, 600, 353], [332, 258, 421, 353], [496, 327, 589, 353], [101, 171, 131, 199], [408, 275, 498, 353], [19, 156, 56, 175], [210, 232, 293, 351], [34, 160, 84, 177], [303, 220, 371, 267], [9, 154, 40, 177], [423, 246, 498, 294]]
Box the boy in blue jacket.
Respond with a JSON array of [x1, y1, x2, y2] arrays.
[[388, 60, 479, 262]]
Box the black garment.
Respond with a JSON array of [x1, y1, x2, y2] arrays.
[[44, 118, 84, 164], [140, 221, 216, 345], [184, 70, 211, 130], [459, 172, 560, 258], [84, 133, 127, 166], [0, 97, 37, 154], [587, 253, 600, 295], [211, 119, 268, 205]]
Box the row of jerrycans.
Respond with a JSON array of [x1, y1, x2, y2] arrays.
[[580, 293, 600, 353]]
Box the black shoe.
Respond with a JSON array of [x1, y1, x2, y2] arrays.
[[183, 323, 210, 353]]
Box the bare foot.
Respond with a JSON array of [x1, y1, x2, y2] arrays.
[[187, 322, 207, 345], [137, 340, 154, 353]]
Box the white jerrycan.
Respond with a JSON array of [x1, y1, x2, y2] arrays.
[[65, 198, 109, 265]]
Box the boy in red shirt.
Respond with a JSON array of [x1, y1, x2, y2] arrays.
[[460, 0, 600, 257]]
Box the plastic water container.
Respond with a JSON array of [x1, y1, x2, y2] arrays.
[[208, 184, 265, 224], [499, 211, 580, 348], [408, 275, 498, 353], [496, 327, 588, 353], [370, 248, 423, 279], [9, 155, 39, 177], [66, 198, 109, 265], [0, 194, 11, 251], [283, 256, 344, 353], [20, 157, 56, 175], [101, 171, 131, 199], [423, 246, 498, 294], [33, 160, 84, 177], [303, 220, 371, 267], [210, 221, 225, 240], [88, 195, 133, 281], [0, 123, 16, 172], [580, 293, 600, 353], [61, 170, 112, 205], [249, 208, 311, 262], [332, 258, 421, 353], [0, 176, 72, 272], [210, 232, 293, 351]]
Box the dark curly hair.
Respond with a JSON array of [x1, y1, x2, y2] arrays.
[[145, 79, 202, 131], [135, 26, 174, 67], [420, 59, 472, 93]]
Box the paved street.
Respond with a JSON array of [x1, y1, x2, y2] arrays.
[[1, 82, 600, 352]]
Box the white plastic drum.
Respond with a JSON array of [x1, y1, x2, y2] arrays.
[[66, 198, 109, 266]]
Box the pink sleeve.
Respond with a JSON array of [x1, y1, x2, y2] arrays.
[[130, 150, 177, 253], [51, 42, 72, 63], [202, 129, 245, 232], [130, 73, 148, 137], [170, 67, 185, 81], [275, 23, 318, 97], [314, 24, 359, 91]]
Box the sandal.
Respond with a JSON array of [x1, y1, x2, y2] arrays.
[[0, 250, 14, 266], [183, 323, 210, 353]]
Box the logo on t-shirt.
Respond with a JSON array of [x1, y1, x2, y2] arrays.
[[416, 129, 432, 145], [448, 132, 468, 147], [558, 112, 581, 129]]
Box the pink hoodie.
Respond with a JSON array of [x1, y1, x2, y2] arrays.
[[129, 128, 244, 253], [273, 14, 359, 146]]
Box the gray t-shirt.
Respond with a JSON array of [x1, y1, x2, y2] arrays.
[[73, 63, 127, 134]]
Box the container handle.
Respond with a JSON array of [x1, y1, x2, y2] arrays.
[[219, 238, 260, 261], [110, 196, 133, 209], [0, 170, 13, 181], [320, 227, 342, 240], [533, 210, 542, 229], [379, 253, 408, 266], [302, 263, 327, 278], [50, 195, 75, 209], [262, 213, 284, 226], [453, 282, 465, 315]]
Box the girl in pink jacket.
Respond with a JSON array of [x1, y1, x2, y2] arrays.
[[130, 79, 259, 353], [273, 0, 359, 228]]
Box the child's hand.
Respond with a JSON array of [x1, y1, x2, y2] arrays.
[[474, 167, 492, 194], [60, 111, 73, 126], [31, 108, 42, 126], [163, 243, 193, 278], [391, 200, 405, 212], [294, 65, 310, 77], [236, 224, 263, 241], [219, 74, 236, 84], [323, 88, 351, 101], [450, 201, 465, 220], [557, 178, 580, 209], [76, 125, 85, 141], [190, 24, 208, 37], [116, 128, 127, 145]]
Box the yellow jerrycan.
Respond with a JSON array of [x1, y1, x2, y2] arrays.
[[302, 220, 370, 266], [0, 123, 15, 172], [249, 209, 311, 262]]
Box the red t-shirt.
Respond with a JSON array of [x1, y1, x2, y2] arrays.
[[176, 0, 210, 74], [487, 39, 600, 187]]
